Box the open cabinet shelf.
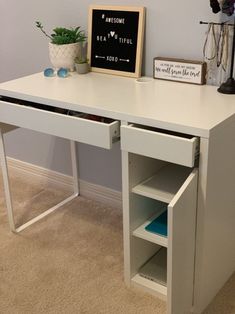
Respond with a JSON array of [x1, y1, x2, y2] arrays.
[[132, 164, 192, 203], [133, 209, 168, 247], [122, 147, 198, 313], [132, 247, 167, 298], [132, 273, 167, 299]]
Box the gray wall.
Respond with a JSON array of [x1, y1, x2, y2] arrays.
[[1, 1, 217, 191]]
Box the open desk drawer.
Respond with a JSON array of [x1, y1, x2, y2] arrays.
[[121, 124, 199, 167], [0, 100, 120, 149]]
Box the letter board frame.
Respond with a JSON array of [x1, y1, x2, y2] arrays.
[[88, 5, 145, 78]]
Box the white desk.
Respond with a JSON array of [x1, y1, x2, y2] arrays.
[[0, 72, 235, 314]]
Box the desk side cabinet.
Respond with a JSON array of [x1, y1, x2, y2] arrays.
[[121, 123, 199, 314]]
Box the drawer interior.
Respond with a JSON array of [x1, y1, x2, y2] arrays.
[[130, 123, 196, 140], [0, 96, 115, 124]]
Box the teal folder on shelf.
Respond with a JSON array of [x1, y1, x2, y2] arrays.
[[145, 211, 168, 237]]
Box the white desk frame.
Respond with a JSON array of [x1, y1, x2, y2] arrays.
[[0, 72, 235, 314], [0, 130, 79, 233]]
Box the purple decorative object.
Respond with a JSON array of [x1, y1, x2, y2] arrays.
[[210, 0, 235, 15], [222, 0, 235, 16]]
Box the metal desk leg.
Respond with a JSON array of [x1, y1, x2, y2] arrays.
[[0, 135, 79, 233], [0, 130, 16, 232], [70, 140, 79, 196]]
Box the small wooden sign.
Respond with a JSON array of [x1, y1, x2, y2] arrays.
[[153, 57, 207, 85], [88, 5, 145, 77]]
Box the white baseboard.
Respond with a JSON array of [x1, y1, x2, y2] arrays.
[[7, 157, 122, 210]]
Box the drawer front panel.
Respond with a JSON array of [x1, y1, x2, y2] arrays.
[[121, 125, 199, 167], [0, 101, 120, 149]]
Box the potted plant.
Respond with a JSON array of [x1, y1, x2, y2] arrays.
[[36, 21, 86, 71], [74, 56, 90, 74]]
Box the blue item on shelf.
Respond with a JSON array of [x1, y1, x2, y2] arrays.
[[145, 211, 168, 237]]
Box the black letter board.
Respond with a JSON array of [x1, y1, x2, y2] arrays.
[[88, 5, 145, 78]]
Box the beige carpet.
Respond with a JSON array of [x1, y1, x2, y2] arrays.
[[0, 169, 234, 314]]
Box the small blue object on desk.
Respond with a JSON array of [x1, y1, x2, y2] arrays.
[[145, 211, 168, 237], [57, 68, 69, 78], [44, 68, 55, 77], [44, 68, 68, 78]]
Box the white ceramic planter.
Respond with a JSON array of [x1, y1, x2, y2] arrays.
[[49, 42, 81, 71]]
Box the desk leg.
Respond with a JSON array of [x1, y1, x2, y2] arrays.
[[0, 136, 79, 233], [0, 130, 16, 232], [70, 140, 79, 196]]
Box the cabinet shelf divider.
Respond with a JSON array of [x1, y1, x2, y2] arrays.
[[132, 164, 192, 203], [133, 210, 168, 247]]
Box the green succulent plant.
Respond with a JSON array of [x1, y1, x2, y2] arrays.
[[35, 21, 86, 45], [74, 56, 89, 64]]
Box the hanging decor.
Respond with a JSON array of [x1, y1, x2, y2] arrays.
[[206, 0, 235, 94], [210, 0, 235, 16]]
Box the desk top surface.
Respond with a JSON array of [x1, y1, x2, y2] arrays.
[[0, 72, 235, 138]]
